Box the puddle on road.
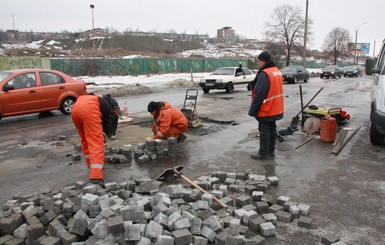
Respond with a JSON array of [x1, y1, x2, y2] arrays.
[[137, 117, 237, 136]]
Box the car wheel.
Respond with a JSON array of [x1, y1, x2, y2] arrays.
[[339, 74, 341, 78], [226, 82, 234, 93], [203, 88, 210, 93], [320, 75, 323, 79], [370, 117, 385, 145], [304, 75, 309, 83], [60, 97, 76, 115], [344, 74, 346, 77]]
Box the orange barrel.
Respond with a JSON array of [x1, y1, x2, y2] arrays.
[[320, 116, 337, 142]]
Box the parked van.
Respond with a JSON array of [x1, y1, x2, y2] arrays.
[[365, 39, 385, 145]]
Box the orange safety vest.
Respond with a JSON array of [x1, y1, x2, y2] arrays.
[[257, 67, 284, 118]]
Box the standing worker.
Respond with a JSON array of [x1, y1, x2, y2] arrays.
[[248, 51, 284, 160], [71, 94, 115, 184], [102, 94, 121, 140], [147, 101, 188, 142]]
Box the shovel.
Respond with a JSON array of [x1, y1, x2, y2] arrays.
[[290, 86, 324, 130], [156, 166, 228, 209]]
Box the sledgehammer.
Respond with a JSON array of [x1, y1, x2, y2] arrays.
[[156, 166, 228, 209]]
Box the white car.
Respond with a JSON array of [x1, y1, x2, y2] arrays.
[[365, 38, 385, 145], [199, 66, 255, 93]]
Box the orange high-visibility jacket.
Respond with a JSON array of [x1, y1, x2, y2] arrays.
[[71, 95, 113, 180], [152, 101, 188, 139]]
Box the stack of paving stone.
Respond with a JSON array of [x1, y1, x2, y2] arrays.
[[134, 137, 177, 164], [105, 145, 133, 164], [0, 171, 314, 245]]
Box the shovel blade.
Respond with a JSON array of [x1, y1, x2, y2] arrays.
[[156, 166, 184, 181], [290, 116, 299, 129]]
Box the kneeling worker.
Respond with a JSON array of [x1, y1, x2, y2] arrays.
[[147, 101, 188, 143], [71, 94, 115, 185]]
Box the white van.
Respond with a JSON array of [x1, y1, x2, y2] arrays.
[[365, 39, 385, 145]]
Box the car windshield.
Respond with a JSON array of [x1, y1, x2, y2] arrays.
[[212, 68, 235, 75], [323, 66, 335, 71], [345, 65, 358, 70], [282, 67, 298, 72], [0, 71, 13, 82]]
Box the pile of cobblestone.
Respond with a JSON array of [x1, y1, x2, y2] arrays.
[[71, 137, 178, 165], [0, 169, 318, 245]]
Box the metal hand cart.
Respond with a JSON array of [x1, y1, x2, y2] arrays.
[[180, 89, 202, 128]]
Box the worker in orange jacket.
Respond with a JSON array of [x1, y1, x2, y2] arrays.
[[71, 94, 115, 184], [147, 101, 188, 143]]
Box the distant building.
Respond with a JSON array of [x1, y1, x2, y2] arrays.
[[217, 27, 235, 44], [81, 28, 109, 38]]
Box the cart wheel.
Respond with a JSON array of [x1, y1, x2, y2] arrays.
[[190, 118, 203, 128]]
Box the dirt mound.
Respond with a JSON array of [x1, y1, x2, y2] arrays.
[[88, 84, 153, 97], [166, 78, 199, 88]]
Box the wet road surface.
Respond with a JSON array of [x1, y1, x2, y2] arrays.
[[0, 76, 384, 244]]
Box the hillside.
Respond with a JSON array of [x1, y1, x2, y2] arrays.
[[0, 35, 206, 58]]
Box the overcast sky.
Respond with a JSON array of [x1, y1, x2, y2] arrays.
[[1, 0, 384, 54]]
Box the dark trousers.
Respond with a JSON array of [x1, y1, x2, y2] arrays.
[[258, 121, 277, 156], [111, 114, 118, 136]]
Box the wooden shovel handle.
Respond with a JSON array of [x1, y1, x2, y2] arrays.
[[178, 174, 228, 209]]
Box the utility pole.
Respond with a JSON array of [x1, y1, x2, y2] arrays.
[[354, 22, 367, 64], [373, 35, 383, 57], [302, 0, 309, 67], [90, 4, 95, 50]]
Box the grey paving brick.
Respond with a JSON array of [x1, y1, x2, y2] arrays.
[[193, 235, 208, 245], [275, 210, 293, 223], [108, 215, 124, 234], [277, 196, 290, 206], [260, 222, 276, 237], [262, 213, 277, 225], [27, 223, 45, 242], [249, 217, 265, 233], [145, 220, 163, 242], [298, 216, 312, 229], [268, 204, 283, 213], [321, 233, 340, 245], [298, 203, 311, 215], [172, 229, 192, 245], [201, 225, 216, 242]]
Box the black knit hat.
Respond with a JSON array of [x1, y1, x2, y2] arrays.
[[147, 101, 158, 112], [257, 51, 272, 62]]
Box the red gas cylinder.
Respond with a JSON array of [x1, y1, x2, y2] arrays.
[[320, 116, 337, 142]]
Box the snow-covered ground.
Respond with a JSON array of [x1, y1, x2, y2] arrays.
[[1, 40, 322, 89], [79, 68, 321, 88]]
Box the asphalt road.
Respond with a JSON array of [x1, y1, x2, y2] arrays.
[[0, 75, 384, 244]]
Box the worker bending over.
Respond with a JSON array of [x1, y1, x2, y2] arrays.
[[147, 101, 188, 143], [71, 94, 115, 185]]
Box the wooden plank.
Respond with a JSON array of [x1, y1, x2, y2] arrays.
[[331, 126, 361, 155], [295, 134, 318, 150], [331, 129, 349, 153]]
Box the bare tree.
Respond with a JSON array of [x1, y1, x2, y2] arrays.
[[322, 27, 351, 65], [264, 4, 312, 66]]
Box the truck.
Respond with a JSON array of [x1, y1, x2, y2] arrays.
[[365, 39, 385, 145]]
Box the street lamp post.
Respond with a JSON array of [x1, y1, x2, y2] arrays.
[[354, 22, 367, 64], [90, 4, 95, 49], [373, 35, 383, 57], [302, 0, 309, 67]]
